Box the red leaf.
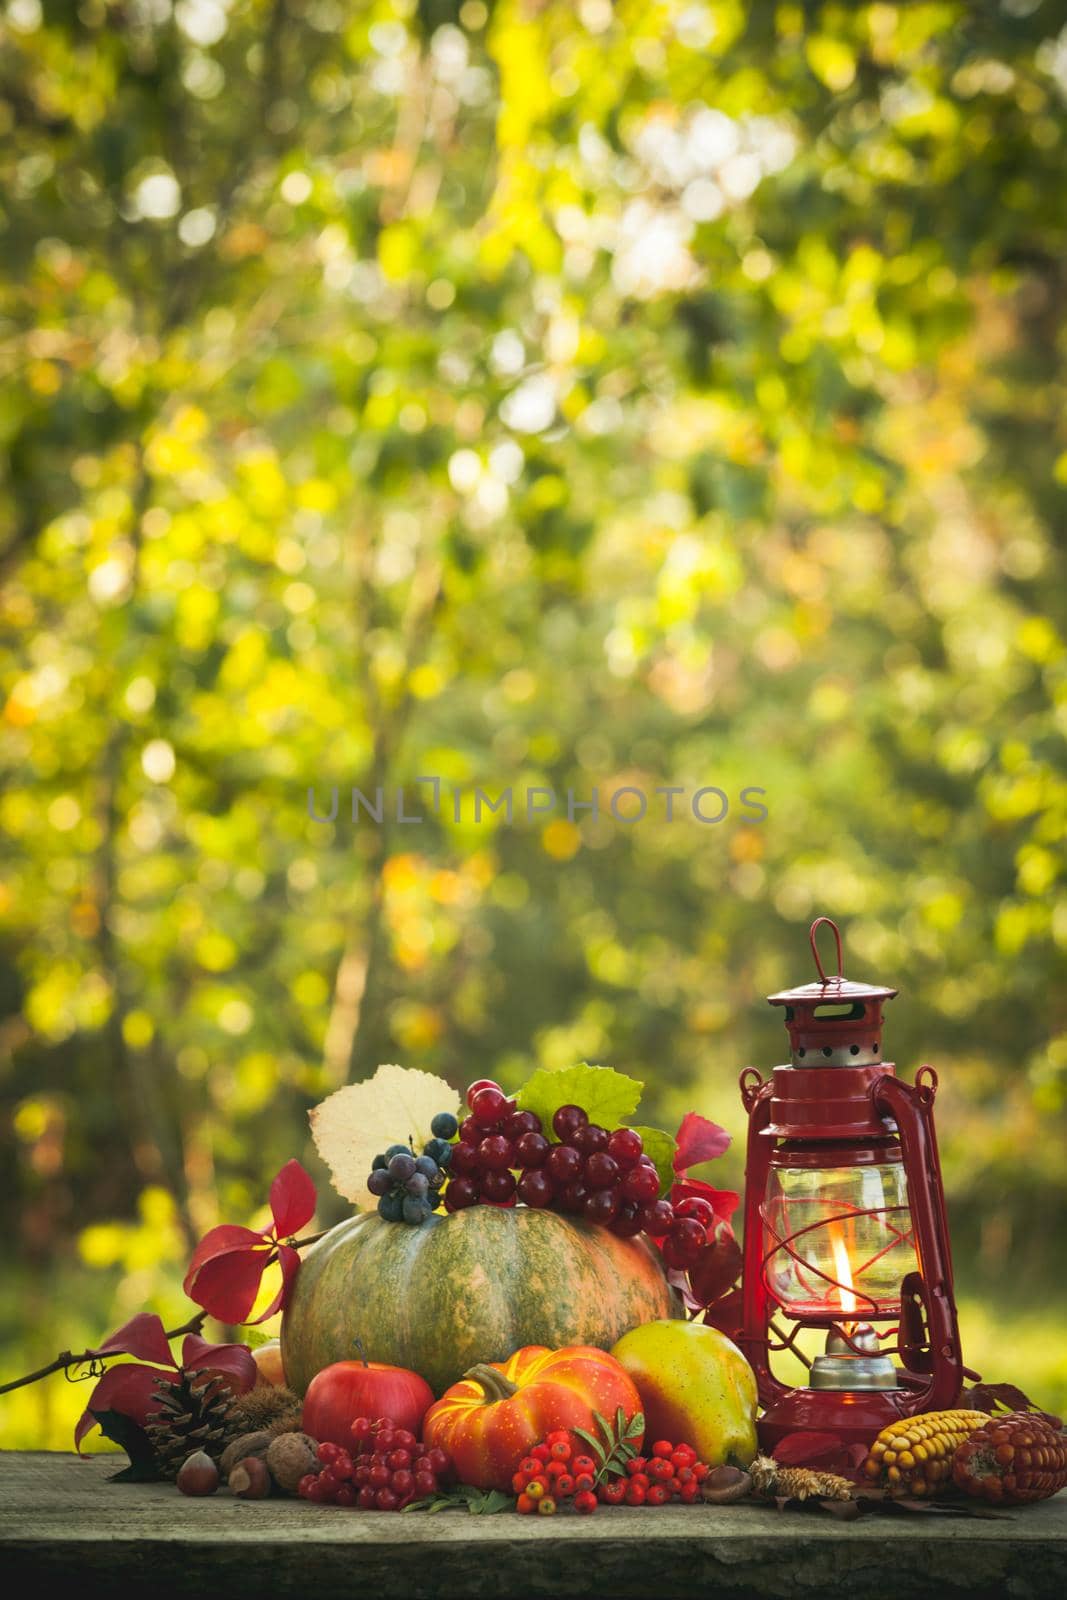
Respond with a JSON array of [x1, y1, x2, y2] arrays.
[[181, 1336, 257, 1393], [184, 1244, 270, 1323], [91, 1313, 176, 1370], [773, 1431, 843, 1466], [247, 1242, 301, 1323], [268, 1159, 316, 1238], [673, 1112, 731, 1172], [75, 1363, 162, 1452], [182, 1223, 266, 1298], [702, 1286, 742, 1337], [687, 1228, 742, 1308], [670, 1176, 739, 1223]]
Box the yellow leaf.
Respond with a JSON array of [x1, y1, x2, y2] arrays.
[[309, 1063, 460, 1208]]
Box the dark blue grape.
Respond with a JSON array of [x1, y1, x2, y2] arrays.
[[402, 1194, 433, 1225], [405, 1171, 429, 1195], [387, 1151, 416, 1182], [367, 1169, 392, 1196], [423, 1138, 452, 1167], [371, 1153, 388, 1171], [385, 1142, 410, 1160], [414, 1154, 439, 1179], [430, 1112, 459, 1140], [377, 1193, 404, 1222]]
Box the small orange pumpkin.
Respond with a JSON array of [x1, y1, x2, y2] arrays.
[[422, 1344, 643, 1490]]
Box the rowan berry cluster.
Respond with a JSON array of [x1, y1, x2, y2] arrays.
[[511, 1433, 711, 1514]]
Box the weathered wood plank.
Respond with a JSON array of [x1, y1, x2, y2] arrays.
[[2, 1452, 1066, 1599]]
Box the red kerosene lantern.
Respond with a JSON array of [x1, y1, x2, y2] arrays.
[[738, 917, 967, 1451]]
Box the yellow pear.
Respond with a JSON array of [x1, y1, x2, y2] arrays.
[[611, 1320, 758, 1467]]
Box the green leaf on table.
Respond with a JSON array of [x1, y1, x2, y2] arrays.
[[402, 1484, 512, 1514], [629, 1126, 678, 1195], [516, 1064, 643, 1137]]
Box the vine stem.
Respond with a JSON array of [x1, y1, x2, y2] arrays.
[[0, 1229, 327, 1397]]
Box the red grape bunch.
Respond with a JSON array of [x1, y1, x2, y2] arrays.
[[297, 1419, 453, 1510], [444, 1082, 713, 1270]]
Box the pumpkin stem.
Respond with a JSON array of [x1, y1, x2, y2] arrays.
[[353, 1338, 369, 1368], [463, 1362, 520, 1403]]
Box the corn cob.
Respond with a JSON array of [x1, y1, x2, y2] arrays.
[[861, 1410, 989, 1497], [750, 1454, 854, 1501], [953, 1410, 1067, 1505]]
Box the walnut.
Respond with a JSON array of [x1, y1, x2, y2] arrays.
[[266, 1430, 319, 1494]]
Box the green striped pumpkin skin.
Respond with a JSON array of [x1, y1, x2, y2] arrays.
[[281, 1206, 683, 1398]]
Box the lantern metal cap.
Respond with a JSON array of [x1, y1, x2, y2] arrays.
[[766, 977, 899, 1007]]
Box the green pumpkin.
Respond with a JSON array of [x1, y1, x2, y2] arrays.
[[282, 1206, 683, 1397]]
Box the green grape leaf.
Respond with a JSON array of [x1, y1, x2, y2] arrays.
[[629, 1126, 678, 1196], [516, 1063, 643, 1138]]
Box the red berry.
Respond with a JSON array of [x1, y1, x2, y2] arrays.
[[307, 1476, 332, 1502], [545, 1430, 570, 1444], [571, 1123, 608, 1154], [622, 1165, 660, 1203], [387, 1449, 412, 1471], [505, 1110, 542, 1139], [574, 1489, 598, 1515], [317, 1441, 341, 1464], [517, 1168, 555, 1208], [675, 1466, 696, 1486], [466, 1078, 500, 1107], [413, 1470, 437, 1498], [573, 1472, 595, 1493], [391, 1469, 413, 1495], [353, 1464, 371, 1486], [552, 1104, 588, 1140], [519, 1456, 542, 1477], [297, 1473, 319, 1499], [572, 1454, 597, 1476], [607, 1128, 643, 1168], [545, 1144, 581, 1184], [584, 1151, 620, 1190], [445, 1174, 478, 1209], [650, 1458, 674, 1480], [376, 1429, 396, 1452], [584, 1188, 620, 1224], [651, 1440, 674, 1459], [547, 1460, 569, 1479], [531, 1444, 551, 1463], [611, 1200, 644, 1238], [458, 1115, 481, 1144], [479, 1168, 517, 1202], [350, 1416, 372, 1445], [647, 1482, 671, 1506], [673, 1196, 715, 1228], [357, 1485, 377, 1509], [671, 1447, 696, 1469], [630, 1472, 650, 1490], [449, 1141, 480, 1176], [549, 1440, 572, 1461], [375, 1487, 399, 1511], [422, 1447, 450, 1479], [516, 1492, 536, 1514], [679, 1480, 700, 1503], [555, 1473, 575, 1497], [599, 1478, 628, 1504], [471, 1086, 509, 1125], [625, 1483, 647, 1506], [638, 1198, 674, 1234], [512, 1471, 529, 1494], [478, 1133, 514, 1171], [626, 1456, 648, 1476], [392, 1430, 416, 1452], [692, 1462, 710, 1482], [663, 1217, 707, 1269], [368, 1464, 390, 1489], [334, 1483, 357, 1507], [560, 1179, 589, 1212]]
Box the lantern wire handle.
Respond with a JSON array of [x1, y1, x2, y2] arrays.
[[809, 916, 844, 985]]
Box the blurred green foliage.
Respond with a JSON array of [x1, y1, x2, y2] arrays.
[[2, 0, 1066, 1446]]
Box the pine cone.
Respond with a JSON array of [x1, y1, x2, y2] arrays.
[[750, 1453, 854, 1502], [146, 1371, 238, 1479]]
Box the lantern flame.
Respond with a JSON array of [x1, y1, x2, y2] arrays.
[[831, 1227, 857, 1330]]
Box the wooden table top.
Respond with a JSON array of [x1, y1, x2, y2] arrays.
[[3, 1450, 1066, 1599]]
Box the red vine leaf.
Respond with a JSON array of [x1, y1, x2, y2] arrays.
[[75, 1363, 168, 1452], [269, 1159, 317, 1237], [181, 1335, 256, 1392], [673, 1112, 731, 1171], [92, 1313, 174, 1368], [247, 1243, 302, 1324], [183, 1242, 272, 1325]]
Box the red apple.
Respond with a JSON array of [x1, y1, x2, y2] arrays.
[[301, 1353, 434, 1446]]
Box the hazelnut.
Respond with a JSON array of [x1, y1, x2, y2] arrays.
[[701, 1466, 753, 1504], [220, 1431, 272, 1481], [229, 1455, 272, 1499], [177, 1450, 220, 1497], [266, 1431, 319, 1494]]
